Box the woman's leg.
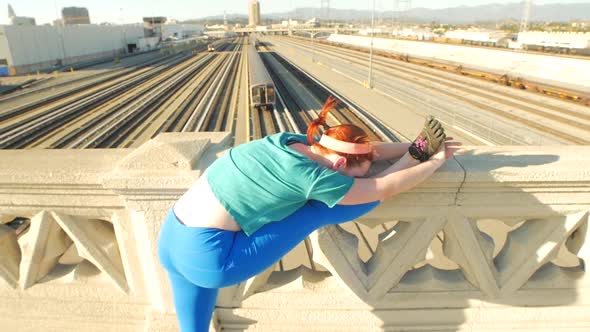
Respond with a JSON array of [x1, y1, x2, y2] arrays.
[[158, 200, 379, 328], [214, 200, 379, 287], [166, 270, 218, 332], [158, 211, 224, 332]]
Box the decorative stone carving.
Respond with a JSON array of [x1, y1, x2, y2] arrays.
[[19, 210, 71, 289], [51, 212, 128, 293], [310, 217, 447, 300], [0, 224, 20, 288]]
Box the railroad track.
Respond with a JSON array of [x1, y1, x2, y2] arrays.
[[0, 40, 244, 149], [273, 36, 590, 145], [250, 43, 398, 145], [0, 53, 185, 123], [0, 51, 173, 107], [243, 43, 409, 273], [308, 36, 590, 107]]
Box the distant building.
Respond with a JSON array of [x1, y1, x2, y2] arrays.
[[392, 28, 436, 40], [7, 4, 36, 26], [162, 23, 204, 41], [62, 7, 90, 25], [248, 0, 261, 27], [205, 30, 237, 38], [360, 27, 382, 36], [514, 31, 590, 50], [281, 19, 298, 27], [143, 17, 167, 39], [445, 29, 511, 47], [206, 24, 226, 30], [571, 21, 589, 29], [306, 17, 320, 27], [0, 24, 145, 75]]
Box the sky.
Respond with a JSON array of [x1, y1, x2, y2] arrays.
[[1, 0, 588, 25]]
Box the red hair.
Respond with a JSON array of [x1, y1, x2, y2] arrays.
[[306, 96, 373, 166]]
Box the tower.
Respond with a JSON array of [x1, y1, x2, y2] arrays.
[[248, 0, 261, 27]]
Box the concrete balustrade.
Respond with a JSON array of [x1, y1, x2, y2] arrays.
[[0, 132, 589, 331]]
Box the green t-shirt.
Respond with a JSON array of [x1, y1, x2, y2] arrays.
[[206, 132, 354, 236]]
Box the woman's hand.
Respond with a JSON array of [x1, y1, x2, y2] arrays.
[[408, 116, 447, 162], [430, 137, 464, 164]]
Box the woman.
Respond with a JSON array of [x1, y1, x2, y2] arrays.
[[158, 97, 460, 331]]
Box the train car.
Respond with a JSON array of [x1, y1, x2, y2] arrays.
[[207, 44, 215, 52], [248, 43, 275, 111]]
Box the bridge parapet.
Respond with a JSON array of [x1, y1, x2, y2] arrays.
[[0, 133, 589, 331]]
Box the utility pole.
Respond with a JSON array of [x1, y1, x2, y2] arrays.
[[120, 8, 127, 53], [368, 0, 375, 89], [54, 0, 66, 64], [393, 0, 411, 32], [311, 30, 316, 62], [320, 0, 329, 25], [311, 5, 316, 63], [519, 0, 531, 33]]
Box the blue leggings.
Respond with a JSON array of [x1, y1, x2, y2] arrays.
[[157, 200, 379, 332]]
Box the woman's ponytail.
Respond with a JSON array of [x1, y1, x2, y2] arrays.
[[307, 96, 339, 145]]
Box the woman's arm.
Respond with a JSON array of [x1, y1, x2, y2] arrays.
[[373, 137, 457, 176], [372, 142, 411, 161], [339, 157, 444, 205], [339, 140, 462, 205]]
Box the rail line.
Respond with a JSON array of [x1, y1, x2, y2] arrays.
[[314, 37, 590, 107], [275, 36, 590, 145], [245, 43, 407, 273], [248, 42, 399, 145], [0, 40, 243, 149]]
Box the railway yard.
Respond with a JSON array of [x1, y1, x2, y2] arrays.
[[1, 36, 589, 151], [2, 36, 589, 152], [1, 34, 590, 280]]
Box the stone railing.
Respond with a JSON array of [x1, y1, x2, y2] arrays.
[[1, 133, 589, 331]]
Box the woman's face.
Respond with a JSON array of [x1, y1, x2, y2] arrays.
[[339, 160, 372, 178]]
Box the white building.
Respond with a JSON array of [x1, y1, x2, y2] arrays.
[[0, 24, 145, 75], [281, 19, 299, 27], [514, 31, 590, 50], [392, 28, 436, 40], [360, 28, 382, 36], [204, 30, 237, 38], [445, 29, 511, 45], [162, 24, 204, 41]]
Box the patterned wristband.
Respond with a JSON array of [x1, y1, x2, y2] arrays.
[[408, 137, 430, 162]]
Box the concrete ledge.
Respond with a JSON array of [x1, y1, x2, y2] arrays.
[[0, 135, 589, 331]]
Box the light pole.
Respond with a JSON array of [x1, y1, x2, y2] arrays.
[[368, 0, 375, 89], [120, 8, 127, 53], [54, 0, 67, 65], [311, 29, 316, 62], [311, 5, 316, 63]]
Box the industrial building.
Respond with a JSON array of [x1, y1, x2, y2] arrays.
[[513, 31, 590, 53], [0, 16, 208, 76], [0, 24, 145, 75], [162, 24, 204, 41], [61, 7, 91, 25], [444, 29, 512, 47], [143, 17, 167, 39], [7, 4, 35, 26], [248, 0, 261, 27], [392, 28, 436, 41]]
